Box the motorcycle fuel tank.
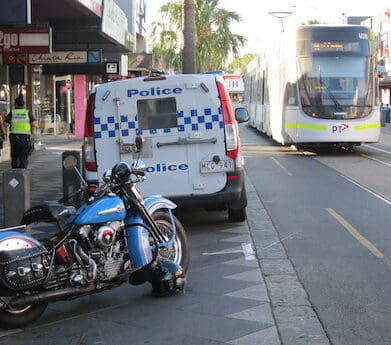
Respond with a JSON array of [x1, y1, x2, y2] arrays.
[[72, 194, 126, 225]]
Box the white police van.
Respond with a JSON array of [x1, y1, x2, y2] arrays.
[[82, 73, 248, 222]]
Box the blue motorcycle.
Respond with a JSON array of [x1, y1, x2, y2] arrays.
[[0, 137, 189, 329]]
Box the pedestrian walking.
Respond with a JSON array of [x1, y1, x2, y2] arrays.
[[4, 96, 38, 168]]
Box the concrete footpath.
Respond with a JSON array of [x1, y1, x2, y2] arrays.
[[0, 134, 332, 345]]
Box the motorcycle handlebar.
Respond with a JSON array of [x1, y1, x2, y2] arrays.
[[58, 187, 83, 204]]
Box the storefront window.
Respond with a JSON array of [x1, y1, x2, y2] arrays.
[[32, 68, 74, 135], [0, 65, 10, 117]]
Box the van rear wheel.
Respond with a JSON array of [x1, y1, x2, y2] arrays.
[[228, 207, 246, 222]]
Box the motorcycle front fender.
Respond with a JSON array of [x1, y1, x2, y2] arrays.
[[143, 195, 177, 215], [123, 195, 176, 268]]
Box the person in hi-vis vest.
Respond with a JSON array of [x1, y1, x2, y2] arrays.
[[4, 96, 38, 168]]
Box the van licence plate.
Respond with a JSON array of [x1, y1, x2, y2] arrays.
[[200, 160, 234, 173]]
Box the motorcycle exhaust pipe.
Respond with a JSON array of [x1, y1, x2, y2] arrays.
[[9, 285, 96, 308]]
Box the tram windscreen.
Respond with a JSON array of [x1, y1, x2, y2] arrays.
[[298, 56, 373, 119]]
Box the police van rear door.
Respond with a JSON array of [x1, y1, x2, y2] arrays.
[[95, 74, 231, 197]]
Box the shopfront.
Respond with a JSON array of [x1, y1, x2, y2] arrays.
[[0, 0, 134, 162]]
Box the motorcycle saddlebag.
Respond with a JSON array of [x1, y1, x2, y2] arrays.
[[0, 233, 49, 291], [21, 204, 56, 225]]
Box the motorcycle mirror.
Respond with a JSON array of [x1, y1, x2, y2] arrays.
[[102, 169, 112, 183], [131, 160, 146, 175], [135, 135, 144, 152]]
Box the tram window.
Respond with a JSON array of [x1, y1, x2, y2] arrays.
[[328, 78, 342, 90], [284, 82, 298, 106]]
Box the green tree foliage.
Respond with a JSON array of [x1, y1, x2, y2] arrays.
[[301, 19, 325, 25], [150, 0, 246, 73], [228, 53, 256, 75], [150, 2, 183, 72]]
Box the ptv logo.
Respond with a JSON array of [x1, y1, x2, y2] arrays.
[[332, 123, 349, 133]]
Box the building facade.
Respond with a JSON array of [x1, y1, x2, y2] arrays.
[[0, 0, 151, 162]]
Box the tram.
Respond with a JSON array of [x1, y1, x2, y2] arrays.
[[244, 25, 380, 149]]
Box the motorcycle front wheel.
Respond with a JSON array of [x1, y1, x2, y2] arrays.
[[152, 211, 190, 273], [0, 298, 48, 329]]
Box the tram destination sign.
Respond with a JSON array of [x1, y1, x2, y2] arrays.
[[0, 27, 51, 53], [311, 41, 360, 53]]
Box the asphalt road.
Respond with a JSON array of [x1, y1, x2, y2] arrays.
[[240, 123, 391, 345]]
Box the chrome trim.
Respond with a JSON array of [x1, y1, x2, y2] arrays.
[[0, 225, 26, 233], [97, 205, 123, 216]]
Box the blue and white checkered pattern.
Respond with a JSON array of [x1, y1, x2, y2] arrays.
[[94, 107, 223, 139]]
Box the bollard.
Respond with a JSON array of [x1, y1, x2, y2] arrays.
[[3, 169, 30, 227], [62, 151, 81, 207]]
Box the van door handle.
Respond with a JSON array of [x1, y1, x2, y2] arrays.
[[156, 137, 217, 147]]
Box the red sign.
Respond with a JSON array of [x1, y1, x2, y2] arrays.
[[0, 27, 51, 53], [2, 53, 28, 64]]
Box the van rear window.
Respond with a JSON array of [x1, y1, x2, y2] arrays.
[[137, 97, 178, 130]]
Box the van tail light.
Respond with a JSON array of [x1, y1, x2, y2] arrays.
[[83, 93, 97, 172], [217, 80, 239, 160]]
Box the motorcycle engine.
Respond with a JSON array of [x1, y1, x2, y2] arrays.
[[66, 221, 127, 285], [94, 221, 121, 249]]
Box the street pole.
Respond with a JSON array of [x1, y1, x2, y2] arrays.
[[53, 75, 57, 136], [268, 11, 294, 33]]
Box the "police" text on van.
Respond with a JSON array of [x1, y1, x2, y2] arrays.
[[127, 87, 183, 98]]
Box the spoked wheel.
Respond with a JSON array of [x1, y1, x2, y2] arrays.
[[0, 297, 47, 329], [152, 211, 190, 273]]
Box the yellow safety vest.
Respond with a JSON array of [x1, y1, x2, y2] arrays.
[[10, 109, 31, 135]]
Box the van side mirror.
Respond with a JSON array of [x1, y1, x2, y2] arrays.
[[235, 107, 249, 123]]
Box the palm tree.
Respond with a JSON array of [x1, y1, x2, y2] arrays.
[[150, 2, 183, 72], [183, 0, 196, 73], [150, 0, 246, 73]]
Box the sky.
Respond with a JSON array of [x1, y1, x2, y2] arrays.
[[146, 0, 389, 54]]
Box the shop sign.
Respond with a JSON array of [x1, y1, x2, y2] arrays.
[[101, 0, 126, 46], [0, 27, 51, 53], [106, 62, 118, 74], [29, 51, 87, 64], [87, 50, 101, 63], [2, 53, 28, 64], [129, 53, 152, 68]]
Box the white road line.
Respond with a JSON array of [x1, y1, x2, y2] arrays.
[[203, 242, 256, 260], [202, 249, 243, 255], [362, 144, 391, 155], [261, 231, 301, 250], [241, 243, 256, 260], [45, 147, 81, 151], [341, 175, 391, 205], [0, 329, 23, 338], [271, 157, 293, 176], [359, 152, 391, 166]]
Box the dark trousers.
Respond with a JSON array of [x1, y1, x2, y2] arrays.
[[9, 133, 32, 169]]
